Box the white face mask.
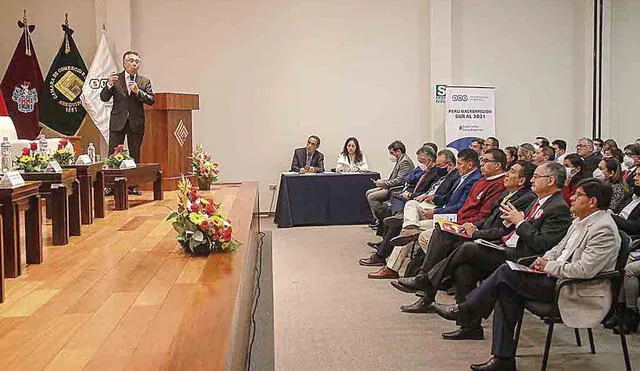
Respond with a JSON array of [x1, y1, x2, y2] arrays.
[[565, 167, 573, 178], [623, 155, 635, 168], [389, 155, 398, 162], [592, 168, 605, 180], [533, 144, 540, 150]]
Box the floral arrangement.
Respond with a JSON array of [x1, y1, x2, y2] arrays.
[[191, 145, 219, 184], [51, 139, 75, 165], [166, 176, 239, 255], [105, 144, 133, 169], [15, 142, 49, 172]]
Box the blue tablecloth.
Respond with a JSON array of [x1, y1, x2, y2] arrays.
[[274, 172, 381, 228]]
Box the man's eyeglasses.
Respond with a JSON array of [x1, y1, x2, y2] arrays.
[[125, 58, 141, 64], [574, 191, 588, 198], [531, 174, 553, 180], [480, 158, 498, 165]]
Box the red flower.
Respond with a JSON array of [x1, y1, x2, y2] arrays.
[[60, 139, 68, 146], [30, 142, 38, 151], [22, 148, 30, 156], [205, 203, 216, 216], [189, 189, 199, 202], [190, 203, 200, 212], [201, 220, 210, 229], [221, 227, 232, 241], [57, 143, 63, 150], [115, 144, 125, 153]]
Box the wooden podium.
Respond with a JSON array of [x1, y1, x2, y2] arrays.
[[141, 92, 199, 190]]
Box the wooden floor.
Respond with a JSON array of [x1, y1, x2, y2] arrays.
[[0, 184, 255, 370]]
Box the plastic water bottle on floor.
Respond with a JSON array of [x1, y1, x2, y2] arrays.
[[1, 137, 12, 172], [87, 143, 96, 163]]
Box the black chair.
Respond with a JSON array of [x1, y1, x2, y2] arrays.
[[512, 230, 633, 371]]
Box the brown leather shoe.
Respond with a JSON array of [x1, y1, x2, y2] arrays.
[[367, 267, 399, 279], [390, 227, 422, 246], [358, 253, 386, 266]]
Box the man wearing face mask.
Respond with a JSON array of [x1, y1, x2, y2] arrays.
[[367, 141, 414, 227], [611, 170, 640, 236], [623, 145, 640, 186], [387, 146, 440, 214], [362, 150, 460, 277]]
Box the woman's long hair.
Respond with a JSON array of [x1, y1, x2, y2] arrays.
[[601, 157, 628, 191], [341, 137, 363, 164]]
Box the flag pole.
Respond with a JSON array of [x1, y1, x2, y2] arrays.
[[64, 13, 71, 54], [23, 9, 32, 56]]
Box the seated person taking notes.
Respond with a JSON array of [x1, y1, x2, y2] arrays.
[[336, 137, 368, 172], [291, 135, 325, 173]]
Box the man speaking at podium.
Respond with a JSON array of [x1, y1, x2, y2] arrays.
[[100, 50, 154, 194]]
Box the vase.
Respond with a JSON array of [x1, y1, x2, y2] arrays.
[[197, 177, 211, 190]]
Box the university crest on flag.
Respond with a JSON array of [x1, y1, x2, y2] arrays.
[[39, 14, 88, 136], [12, 81, 38, 113]]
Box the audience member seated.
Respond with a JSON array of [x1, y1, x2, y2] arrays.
[[604, 146, 624, 163], [611, 258, 640, 334], [394, 161, 572, 325], [562, 153, 588, 205], [552, 139, 567, 163], [423, 142, 438, 153], [335, 136, 368, 172], [483, 137, 500, 152], [366, 140, 414, 228], [390, 148, 484, 247], [470, 138, 484, 155], [361, 150, 457, 278], [604, 138, 619, 152], [387, 146, 440, 216], [611, 170, 640, 237], [389, 161, 536, 314], [534, 136, 550, 149], [593, 137, 604, 154], [504, 146, 517, 170], [433, 179, 619, 371], [290, 135, 325, 173], [577, 137, 602, 174], [533, 146, 554, 165], [623, 145, 640, 184], [517, 143, 535, 163], [595, 157, 629, 212]]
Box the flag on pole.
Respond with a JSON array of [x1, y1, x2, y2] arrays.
[[40, 14, 88, 136], [80, 28, 117, 144], [0, 10, 44, 139]]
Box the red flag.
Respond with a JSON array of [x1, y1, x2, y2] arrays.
[[0, 92, 7, 116], [0, 13, 44, 139]]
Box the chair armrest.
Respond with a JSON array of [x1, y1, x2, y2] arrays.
[[517, 255, 540, 266], [554, 271, 622, 300]]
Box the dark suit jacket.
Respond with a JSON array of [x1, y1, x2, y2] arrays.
[[408, 166, 441, 196], [582, 152, 602, 175], [434, 168, 482, 215], [290, 148, 325, 172], [100, 71, 154, 133], [507, 192, 573, 260], [431, 169, 460, 199], [612, 195, 640, 236], [472, 188, 537, 241]]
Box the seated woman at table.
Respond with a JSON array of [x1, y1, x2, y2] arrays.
[[336, 137, 369, 172]]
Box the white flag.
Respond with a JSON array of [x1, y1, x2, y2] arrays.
[[80, 31, 117, 144]]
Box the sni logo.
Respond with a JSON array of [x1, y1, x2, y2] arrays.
[[451, 95, 468, 102]]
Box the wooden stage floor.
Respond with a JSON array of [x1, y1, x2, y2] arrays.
[[0, 182, 259, 370]]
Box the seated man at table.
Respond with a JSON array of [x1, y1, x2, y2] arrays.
[[436, 179, 619, 371], [366, 140, 415, 228], [290, 135, 325, 173]]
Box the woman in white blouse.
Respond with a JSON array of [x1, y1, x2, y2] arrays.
[[336, 137, 368, 172]]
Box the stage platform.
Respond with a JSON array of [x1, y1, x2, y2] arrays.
[[0, 182, 259, 370]]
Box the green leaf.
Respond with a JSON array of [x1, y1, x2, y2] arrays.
[[166, 211, 179, 221]]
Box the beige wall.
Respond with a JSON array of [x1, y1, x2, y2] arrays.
[[132, 0, 431, 211]]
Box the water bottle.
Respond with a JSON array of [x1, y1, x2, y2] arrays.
[[1, 137, 12, 172], [38, 134, 48, 156], [87, 143, 96, 163]]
